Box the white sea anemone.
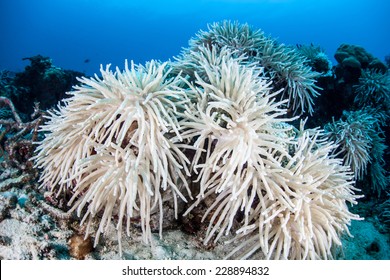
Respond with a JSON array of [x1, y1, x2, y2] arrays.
[[227, 131, 361, 260], [173, 45, 248, 82], [33, 60, 191, 254], [180, 56, 295, 244]]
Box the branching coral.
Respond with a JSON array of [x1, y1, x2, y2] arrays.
[[33, 60, 191, 253]]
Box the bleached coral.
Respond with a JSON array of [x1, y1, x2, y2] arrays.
[[33, 60, 191, 253]]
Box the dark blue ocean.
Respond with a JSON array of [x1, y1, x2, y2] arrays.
[[1, 0, 389, 75]]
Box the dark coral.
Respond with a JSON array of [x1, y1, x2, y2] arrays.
[[335, 44, 387, 73], [333, 45, 387, 103], [5, 55, 84, 117], [308, 44, 389, 128]]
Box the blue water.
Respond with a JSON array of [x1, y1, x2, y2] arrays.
[[1, 0, 389, 75]]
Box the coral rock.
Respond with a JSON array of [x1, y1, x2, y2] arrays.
[[69, 234, 93, 260]]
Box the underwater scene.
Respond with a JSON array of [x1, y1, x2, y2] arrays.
[[0, 0, 389, 260]]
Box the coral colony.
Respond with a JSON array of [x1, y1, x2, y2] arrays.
[[1, 21, 389, 259]]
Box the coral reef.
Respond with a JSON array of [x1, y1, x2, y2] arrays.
[[1, 20, 389, 260], [307, 44, 389, 199], [4, 55, 84, 117], [0, 97, 43, 184], [310, 44, 389, 128], [33, 43, 361, 259], [334, 44, 387, 78]]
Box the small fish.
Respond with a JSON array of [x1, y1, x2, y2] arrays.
[[84, 59, 90, 63]]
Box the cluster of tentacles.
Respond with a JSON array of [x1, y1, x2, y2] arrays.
[[33, 21, 362, 259]]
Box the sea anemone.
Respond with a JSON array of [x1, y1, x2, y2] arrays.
[[226, 131, 361, 260], [324, 109, 388, 196], [179, 20, 321, 116], [32, 21, 363, 260], [33, 60, 191, 253], [295, 44, 332, 75], [353, 69, 390, 114], [189, 20, 267, 56], [255, 41, 321, 115], [379, 198, 390, 230], [324, 110, 374, 180], [173, 45, 248, 82], [180, 56, 295, 244], [369, 132, 389, 196]]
